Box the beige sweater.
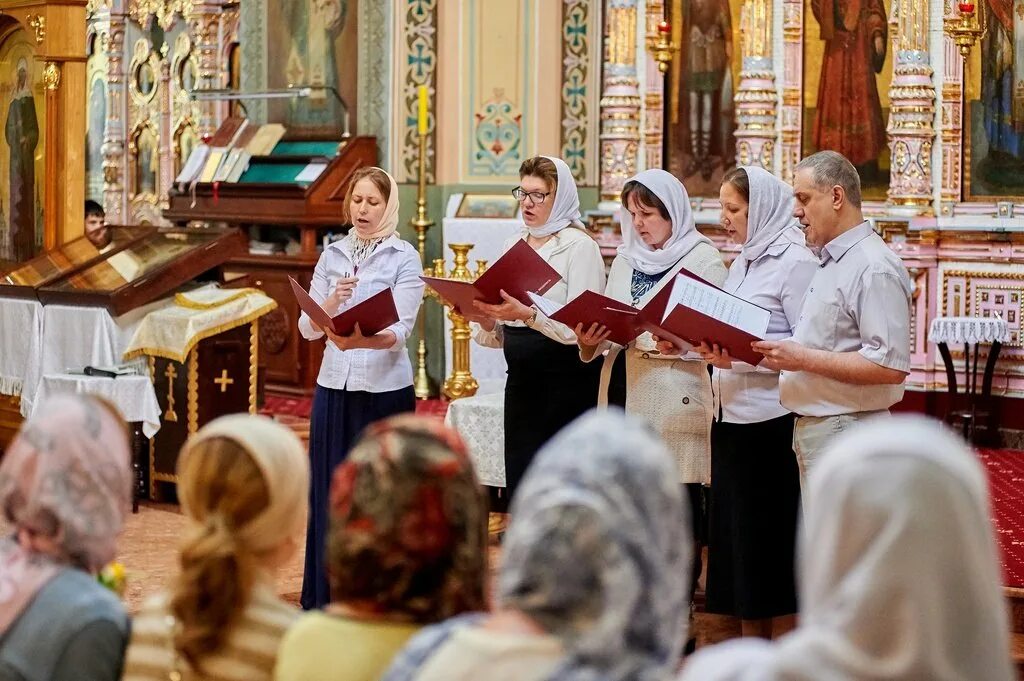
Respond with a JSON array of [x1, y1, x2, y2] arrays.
[[122, 585, 298, 681]]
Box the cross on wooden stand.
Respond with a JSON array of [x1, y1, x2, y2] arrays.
[[214, 369, 235, 393], [163, 364, 178, 422]]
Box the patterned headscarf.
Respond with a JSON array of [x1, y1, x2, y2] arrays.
[[500, 408, 691, 681], [327, 415, 488, 622], [0, 395, 132, 633]]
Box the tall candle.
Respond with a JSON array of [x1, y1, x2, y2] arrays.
[[417, 85, 428, 135]]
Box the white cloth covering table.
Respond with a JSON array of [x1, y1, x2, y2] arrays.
[[0, 298, 43, 398], [33, 373, 162, 438], [445, 390, 506, 488]]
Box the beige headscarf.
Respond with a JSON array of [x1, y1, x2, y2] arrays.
[[0, 395, 132, 633], [352, 166, 401, 241], [178, 414, 309, 554]]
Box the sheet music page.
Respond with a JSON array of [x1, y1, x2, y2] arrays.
[[665, 275, 771, 336], [527, 292, 562, 317]]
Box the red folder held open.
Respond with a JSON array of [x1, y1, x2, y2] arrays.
[[289, 276, 399, 337], [421, 239, 562, 318], [533, 290, 643, 346]]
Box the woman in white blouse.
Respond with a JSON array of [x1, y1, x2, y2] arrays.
[[575, 168, 727, 651], [679, 416, 1015, 681], [296, 166, 424, 609], [694, 167, 816, 639], [471, 156, 605, 501]]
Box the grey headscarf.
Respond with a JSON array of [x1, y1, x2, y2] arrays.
[[500, 408, 692, 681]]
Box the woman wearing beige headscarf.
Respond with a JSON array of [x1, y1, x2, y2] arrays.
[[0, 395, 133, 681], [296, 166, 425, 609], [122, 413, 310, 681], [680, 415, 1016, 681]]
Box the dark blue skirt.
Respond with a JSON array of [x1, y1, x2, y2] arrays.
[[300, 383, 416, 610]]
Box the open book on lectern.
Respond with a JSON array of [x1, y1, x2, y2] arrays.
[[289, 277, 399, 337], [421, 239, 562, 319], [640, 269, 771, 366]]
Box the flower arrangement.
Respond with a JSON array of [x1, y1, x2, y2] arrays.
[[97, 562, 127, 597]]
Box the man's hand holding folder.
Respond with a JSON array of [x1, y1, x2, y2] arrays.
[[289, 277, 400, 348], [421, 240, 562, 320]]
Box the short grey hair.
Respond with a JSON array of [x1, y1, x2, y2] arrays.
[[795, 150, 863, 208]]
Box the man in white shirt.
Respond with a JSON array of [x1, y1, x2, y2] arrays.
[[753, 151, 912, 486]]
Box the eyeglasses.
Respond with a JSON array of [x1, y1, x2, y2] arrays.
[[512, 187, 552, 204]]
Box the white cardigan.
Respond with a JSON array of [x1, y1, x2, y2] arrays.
[[583, 242, 727, 484]]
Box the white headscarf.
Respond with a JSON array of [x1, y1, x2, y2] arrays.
[[679, 415, 1015, 681], [724, 166, 806, 291], [617, 169, 713, 275], [352, 166, 400, 240], [526, 156, 584, 238]]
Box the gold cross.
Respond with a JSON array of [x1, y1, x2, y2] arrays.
[[164, 364, 178, 422], [214, 369, 235, 393]]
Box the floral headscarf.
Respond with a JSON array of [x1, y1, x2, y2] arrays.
[[327, 415, 488, 622], [500, 408, 691, 681], [0, 395, 132, 633]]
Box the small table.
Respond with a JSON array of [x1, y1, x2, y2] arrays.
[[445, 390, 506, 490], [928, 316, 1010, 445]]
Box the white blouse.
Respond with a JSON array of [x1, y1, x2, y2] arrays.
[[298, 234, 424, 392], [472, 228, 606, 347]]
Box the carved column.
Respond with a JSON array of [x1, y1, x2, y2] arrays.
[[642, 0, 665, 171], [599, 0, 641, 204], [940, 4, 965, 212], [158, 46, 173, 210], [734, 0, 776, 170], [886, 0, 935, 213], [102, 10, 128, 223], [779, 0, 802, 182], [188, 4, 221, 136]]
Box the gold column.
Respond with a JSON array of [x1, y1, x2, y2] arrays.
[[735, 0, 777, 170], [599, 0, 641, 203], [780, 0, 803, 183], [886, 0, 936, 213]]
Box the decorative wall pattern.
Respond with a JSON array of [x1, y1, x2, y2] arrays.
[[471, 89, 522, 176], [399, 0, 438, 183], [357, 0, 392, 164], [560, 0, 593, 182]]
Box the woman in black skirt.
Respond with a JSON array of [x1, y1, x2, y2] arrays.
[[699, 166, 818, 638], [296, 166, 424, 609], [470, 156, 605, 501]]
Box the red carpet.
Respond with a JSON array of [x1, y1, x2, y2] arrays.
[[978, 449, 1024, 588]]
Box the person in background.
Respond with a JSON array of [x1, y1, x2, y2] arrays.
[[0, 395, 133, 681], [752, 150, 912, 488], [297, 166, 424, 609], [122, 414, 309, 681], [382, 409, 692, 681], [85, 199, 111, 250], [275, 415, 489, 681], [699, 167, 817, 639], [678, 415, 1015, 681], [471, 155, 605, 501], [576, 168, 726, 651]]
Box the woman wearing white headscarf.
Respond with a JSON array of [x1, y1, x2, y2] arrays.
[[296, 166, 424, 608], [694, 167, 817, 638], [0, 395, 133, 681], [381, 408, 692, 681], [680, 414, 1016, 681], [575, 169, 726, 647], [471, 156, 606, 500]]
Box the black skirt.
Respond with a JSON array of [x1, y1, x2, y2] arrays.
[[502, 325, 601, 499], [705, 413, 800, 619]]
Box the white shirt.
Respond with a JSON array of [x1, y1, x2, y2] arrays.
[[779, 222, 912, 417], [298, 234, 424, 392], [473, 228, 606, 347], [713, 236, 818, 424]]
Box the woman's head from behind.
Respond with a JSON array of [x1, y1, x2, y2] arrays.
[[0, 394, 131, 571], [719, 167, 750, 243], [328, 414, 487, 622], [170, 414, 308, 671], [622, 180, 673, 249], [499, 409, 690, 681]]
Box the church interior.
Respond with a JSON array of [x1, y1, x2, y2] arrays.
[[2, 0, 1024, 678]]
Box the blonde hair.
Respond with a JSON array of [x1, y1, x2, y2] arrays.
[[169, 436, 270, 671]]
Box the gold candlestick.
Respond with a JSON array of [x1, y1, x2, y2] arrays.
[[411, 131, 438, 400], [438, 243, 484, 400]]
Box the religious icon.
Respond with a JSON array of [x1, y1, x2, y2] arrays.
[[135, 127, 158, 196], [966, 1, 1024, 199], [86, 77, 107, 198], [666, 0, 738, 197], [5, 57, 39, 263], [804, 0, 889, 190], [179, 58, 196, 93], [137, 61, 155, 98]]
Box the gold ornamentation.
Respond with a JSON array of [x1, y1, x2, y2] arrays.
[[187, 350, 198, 434], [249, 320, 258, 414], [42, 62, 60, 91], [214, 369, 234, 393], [944, 2, 988, 60], [412, 129, 438, 400], [163, 363, 178, 422], [128, 0, 195, 30], [27, 14, 45, 45]]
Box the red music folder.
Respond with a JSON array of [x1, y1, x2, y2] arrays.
[[421, 239, 562, 317], [529, 290, 643, 347], [639, 269, 771, 366], [289, 277, 399, 337]]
